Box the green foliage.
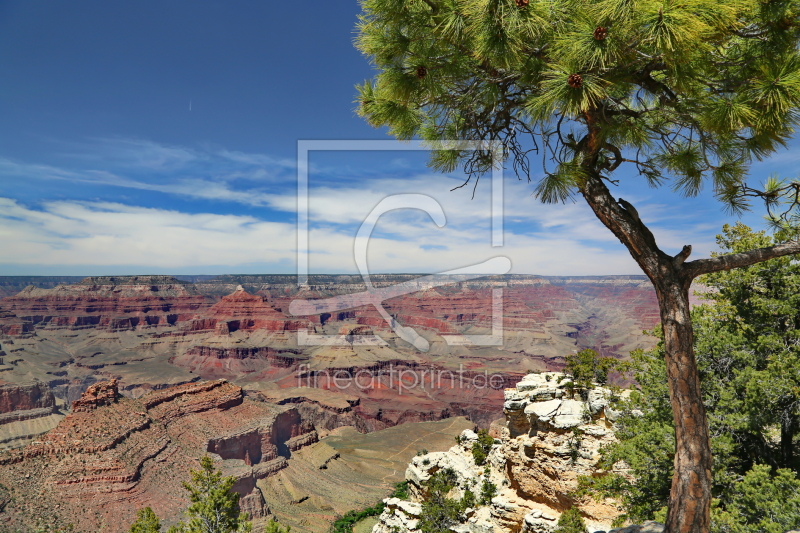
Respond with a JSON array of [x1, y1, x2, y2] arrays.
[[695, 222, 800, 478], [460, 488, 476, 510], [478, 472, 496, 506], [471, 429, 494, 466], [329, 504, 384, 533], [418, 468, 464, 533], [263, 520, 291, 533], [553, 507, 587, 533], [355, 0, 800, 217], [713, 464, 800, 533], [329, 481, 409, 533], [391, 481, 409, 500], [566, 427, 584, 465], [578, 222, 800, 531], [564, 349, 618, 389], [167, 456, 252, 533], [129, 507, 161, 533]]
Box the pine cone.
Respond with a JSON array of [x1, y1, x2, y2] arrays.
[[515, 0, 529, 7], [490, 69, 499, 77], [568, 73, 583, 88], [593, 26, 608, 40], [416, 66, 427, 79]]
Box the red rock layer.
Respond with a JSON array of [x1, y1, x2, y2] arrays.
[[0, 381, 55, 414], [1, 276, 209, 332], [0, 379, 318, 532], [71, 378, 120, 412], [181, 286, 312, 333]]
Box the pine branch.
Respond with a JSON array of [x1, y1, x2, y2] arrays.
[[684, 240, 800, 278]]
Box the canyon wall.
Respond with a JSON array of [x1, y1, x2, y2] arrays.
[[0, 379, 320, 532], [0, 274, 662, 449]]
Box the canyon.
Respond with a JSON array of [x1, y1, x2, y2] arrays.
[[0, 376, 472, 532], [0, 274, 661, 440], [0, 274, 665, 531]]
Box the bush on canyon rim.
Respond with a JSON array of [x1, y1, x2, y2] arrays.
[[471, 429, 495, 466], [578, 222, 800, 532], [329, 481, 408, 533], [129, 507, 161, 533], [564, 349, 618, 389], [418, 468, 474, 533], [553, 507, 587, 533]]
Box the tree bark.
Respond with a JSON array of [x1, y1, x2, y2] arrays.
[[656, 277, 712, 533], [579, 173, 713, 532]]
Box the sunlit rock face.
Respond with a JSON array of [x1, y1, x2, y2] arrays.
[[0, 378, 320, 532], [372, 372, 630, 533]]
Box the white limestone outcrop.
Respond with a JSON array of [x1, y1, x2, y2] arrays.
[[372, 372, 631, 533]]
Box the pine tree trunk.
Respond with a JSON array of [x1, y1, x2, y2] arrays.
[[578, 169, 713, 532], [781, 413, 796, 470], [656, 278, 712, 533]]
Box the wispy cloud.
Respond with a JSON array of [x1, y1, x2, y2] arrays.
[[0, 194, 718, 275], [0, 137, 742, 275]]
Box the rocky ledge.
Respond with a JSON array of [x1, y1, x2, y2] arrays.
[[372, 372, 630, 533]]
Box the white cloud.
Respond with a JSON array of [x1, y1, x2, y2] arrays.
[[0, 198, 296, 268], [0, 136, 738, 275], [0, 196, 644, 274]]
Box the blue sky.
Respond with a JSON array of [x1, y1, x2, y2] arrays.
[[0, 1, 795, 276]]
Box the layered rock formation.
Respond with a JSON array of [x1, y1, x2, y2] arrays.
[[0, 274, 663, 447], [0, 381, 63, 450], [372, 372, 630, 533], [0, 379, 319, 532]]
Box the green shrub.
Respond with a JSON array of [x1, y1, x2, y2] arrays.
[[264, 519, 291, 533], [129, 507, 161, 533], [712, 464, 800, 533], [460, 489, 476, 510], [390, 481, 409, 500], [471, 429, 494, 466], [328, 481, 409, 533], [567, 427, 584, 464], [565, 349, 618, 389], [418, 468, 463, 533], [478, 472, 496, 505], [554, 507, 586, 533], [166, 455, 252, 533]]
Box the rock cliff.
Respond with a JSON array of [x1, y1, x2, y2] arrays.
[[0, 381, 63, 450], [0, 276, 208, 332], [372, 372, 629, 533], [0, 379, 319, 532]]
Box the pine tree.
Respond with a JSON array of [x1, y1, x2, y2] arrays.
[[695, 223, 800, 475], [167, 456, 252, 533], [355, 1, 800, 530], [578, 224, 800, 531], [129, 507, 162, 533]]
